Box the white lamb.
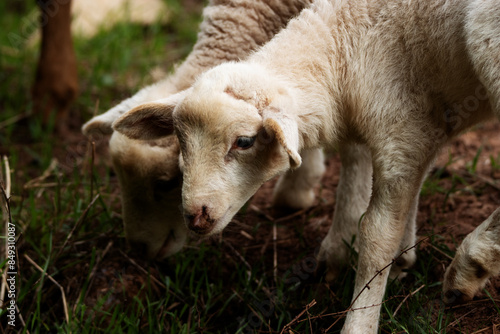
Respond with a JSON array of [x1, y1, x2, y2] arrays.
[[112, 0, 500, 332], [83, 0, 387, 278], [82, 0, 321, 259]]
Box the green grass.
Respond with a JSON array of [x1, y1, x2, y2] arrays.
[[1, 1, 500, 333]]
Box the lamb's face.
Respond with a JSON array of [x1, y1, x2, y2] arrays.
[[173, 92, 292, 235], [113, 63, 302, 237], [109, 132, 188, 259]]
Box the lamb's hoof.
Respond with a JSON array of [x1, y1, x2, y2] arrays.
[[389, 249, 416, 281], [272, 188, 315, 212], [319, 263, 348, 283], [314, 259, 327, 280], [389, 268, 408, 281], [325, 266, 340, 283], [389, 258, 408, 280], [315, 256, 342, 283]]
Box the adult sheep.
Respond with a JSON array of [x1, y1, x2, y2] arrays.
[[112, 0, 500, 332]]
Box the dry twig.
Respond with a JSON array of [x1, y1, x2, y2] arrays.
[[0, 112, 29, 130], [280, 299, 317, 334], [392, 284, 425, 318], [23, 158, 58, 190], [446, 297, 500, 310], [323, 237, 430, 331], [89, 141, 96, 203], [274, 208, 309, 224], [428, 243, 454, 261], [24, 254, 70, 325], [79, 240, 113, 308], [223, 239, 252, 273], [54, 194, 100, 262], [470, 326, 491, 334], [117, 249, 166, 289], [0, 156, 11, 308], [273, 222, 278, 283]]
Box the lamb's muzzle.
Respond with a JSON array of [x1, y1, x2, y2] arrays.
[[184, 206, 215, 234]]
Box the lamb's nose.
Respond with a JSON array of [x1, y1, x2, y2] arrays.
[[185, 207, 213, 234]]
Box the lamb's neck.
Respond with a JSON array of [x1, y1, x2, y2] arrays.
[[285, 79, 343, 152], [251, 0, 374, 151], [248, 3, 340, 150]]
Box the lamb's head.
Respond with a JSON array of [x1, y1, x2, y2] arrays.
[[114, 63, 302, 236], [82, 95, 189, 260], [108, 131, 188, 259]]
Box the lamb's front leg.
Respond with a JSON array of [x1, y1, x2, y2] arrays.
[[317, 143, 419, 282], [317, 143, 372, 281], [443, 207, 500, 304], [341, 146, 434, 333]]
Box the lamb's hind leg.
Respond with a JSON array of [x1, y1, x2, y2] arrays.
[[443, 207, 500, 304], [272, 148, 325, 210]]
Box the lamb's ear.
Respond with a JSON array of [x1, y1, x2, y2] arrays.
[[112, 90, 189, 140], [262, 107, 302, 169], [82, 106, 123, 136]]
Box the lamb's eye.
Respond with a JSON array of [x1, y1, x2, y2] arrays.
[[233, 136, 256, 150]]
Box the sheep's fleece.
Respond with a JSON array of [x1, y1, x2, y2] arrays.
[[113, 0, 500, 332], [82, 0, 314, 259]]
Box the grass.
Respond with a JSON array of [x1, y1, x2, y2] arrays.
[[1, 1, 500, 333]]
